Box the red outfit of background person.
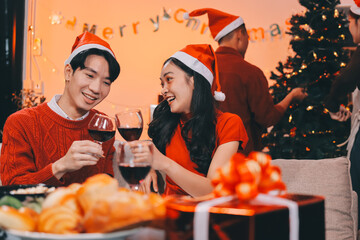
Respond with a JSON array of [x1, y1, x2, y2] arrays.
[[186, 8, 308, 155], [0, 32, 120, 186]]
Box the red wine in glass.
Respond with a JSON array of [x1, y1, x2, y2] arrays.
[[117, 127, 143, 141], [88, 129, 116, 142], [88, 113, 116, 144], [118, 163, 151, 185], [115, 109, 143, 141]]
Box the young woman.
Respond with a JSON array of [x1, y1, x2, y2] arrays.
[[141, 44, 248, 197], [324, 1, 360, 229]]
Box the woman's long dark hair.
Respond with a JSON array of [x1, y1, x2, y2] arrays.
[[148, 58, 217, 175]]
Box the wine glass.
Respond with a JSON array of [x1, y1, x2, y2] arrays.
[[117, 141, 152, 191], [88, 113, 116, 144], [115, 109, 143, 141]]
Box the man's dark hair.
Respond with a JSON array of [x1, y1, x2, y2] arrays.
[[218, 24, 246, 44], [69, 48, 120, 82], [349, 10, 360, 21]]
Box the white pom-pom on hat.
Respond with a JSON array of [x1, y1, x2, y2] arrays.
[[214, 91, 226, 101], [183, 12, 190, 20]]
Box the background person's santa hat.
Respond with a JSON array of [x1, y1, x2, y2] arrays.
[[350, 0, 360, 16], [64, 31, 116, 65], [170, 44, 225, 101], [184, 8, 244, 42]]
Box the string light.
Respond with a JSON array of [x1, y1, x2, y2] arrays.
[[313, 52, 317, 59], [340, 34, 345, 40], [322, 15, 327, 21], [288, 114, 293, 123], [340, 62, 346, 67], [334, 9, 339, 18], [49, 12, 64, 25], [333, 52, 338, 57], [306, 106, 313, 111], [301, 64, 307, 69]]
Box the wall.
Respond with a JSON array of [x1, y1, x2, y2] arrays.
[[24, 0, 352, 140]]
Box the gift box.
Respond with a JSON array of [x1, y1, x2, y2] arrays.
[[165, 193, 325, 240]]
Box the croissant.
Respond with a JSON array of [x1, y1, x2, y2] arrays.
[[37, 206, 83, 234], [77, 173, 119, 213], [83, 190, 165, 233], [0, 206, 37, 231], [42, 185, 82, 216]]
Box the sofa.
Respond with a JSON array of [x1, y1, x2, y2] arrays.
[[272, 157, 357, 240]]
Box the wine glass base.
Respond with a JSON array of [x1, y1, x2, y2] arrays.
[[129, 184, 140, 191]]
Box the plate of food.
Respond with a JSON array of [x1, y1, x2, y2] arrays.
[[5, 227, 141, 240], [0, 184, 56, 201]]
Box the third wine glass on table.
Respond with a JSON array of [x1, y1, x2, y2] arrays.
[[117, 141, 152, 191], [115, 109, 143, 141], [88, 113, 116, 144]]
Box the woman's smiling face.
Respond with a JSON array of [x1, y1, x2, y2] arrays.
[[160, 61, 194, 114]]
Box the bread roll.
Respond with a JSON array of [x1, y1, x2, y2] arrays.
[[77, 174, 118, 213], [0, 206, 37, 231], [38, 206, 83, 234]]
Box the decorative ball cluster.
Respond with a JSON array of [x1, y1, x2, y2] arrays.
[[211, 152, 286, 201]]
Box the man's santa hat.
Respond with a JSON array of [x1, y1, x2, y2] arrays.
[[350, 0, 360, 16], [64, 31, 116, 65], [170, 44, 225, 101], [184, 8, 244, 42]]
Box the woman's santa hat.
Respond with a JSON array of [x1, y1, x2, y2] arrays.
[[351, 0, 360, 16], [64, 31, 116, 65], [184, 8, 244, 42], [170, 44, 225, 101]]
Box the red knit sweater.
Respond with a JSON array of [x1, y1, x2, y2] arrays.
[[0, 103, 114, 186]]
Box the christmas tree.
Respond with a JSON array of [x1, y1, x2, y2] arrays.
[[263, 0, 351, 159]]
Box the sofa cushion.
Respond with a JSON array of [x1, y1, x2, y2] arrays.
[[272, 157, 355, 240]]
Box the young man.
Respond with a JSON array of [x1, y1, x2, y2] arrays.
[[186, 8, 308, 155], [0, 32, 120, 186]]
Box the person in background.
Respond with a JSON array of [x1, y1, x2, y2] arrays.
[[186, 8, 308, 155], [0, 31, 120, 186], [324, 1, 360, 229], [139, 44, 248, 197]]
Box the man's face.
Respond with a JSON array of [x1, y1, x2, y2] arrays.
[[237, 27, 249, 58], [63, 54, 111, 118]]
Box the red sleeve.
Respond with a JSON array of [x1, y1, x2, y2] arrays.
[[0, 113, 63, 186], [216, 112, 248, 150], [248, 70, 285, 127]]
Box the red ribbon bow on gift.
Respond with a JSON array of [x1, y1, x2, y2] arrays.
[[211, 152, 286, 201], [355, 0, 360, 7]]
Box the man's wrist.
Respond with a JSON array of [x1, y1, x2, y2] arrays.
[[52, 160, 66, 179]]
